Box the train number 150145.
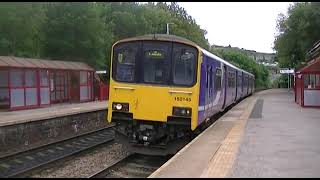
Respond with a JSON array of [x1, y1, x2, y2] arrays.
[[174, 97, 191, 102]]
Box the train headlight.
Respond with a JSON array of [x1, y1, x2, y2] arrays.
[[172, 107, 192, 117], [112, 102, 129, 112], [116, 104, 122, 110]]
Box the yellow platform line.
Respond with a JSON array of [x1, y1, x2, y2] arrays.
[[200, 97, 257, 178]]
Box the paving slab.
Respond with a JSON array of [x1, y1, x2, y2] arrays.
[[0, 101, 108, 127], [149, 95, 256, 178], [229, 89, 320, 178]]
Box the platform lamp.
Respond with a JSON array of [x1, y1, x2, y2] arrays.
[[166, 23, 174, 35]]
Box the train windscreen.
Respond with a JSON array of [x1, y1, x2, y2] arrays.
[[113, 41, 139, 82], [112, 41, 197, 87], [172, 43, 197, 86], [143, 41, 171, 84]]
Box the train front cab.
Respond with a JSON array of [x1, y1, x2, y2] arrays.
[[107, 39, 201, 146]]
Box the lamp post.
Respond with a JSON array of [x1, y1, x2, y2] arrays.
[[166, 23, 174, 35]]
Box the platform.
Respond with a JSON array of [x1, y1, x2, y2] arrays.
[[0, 101, 108, 127], [149, 89, 320, 178], [0, 101, 109, 158], [229, 89, 320, 178]]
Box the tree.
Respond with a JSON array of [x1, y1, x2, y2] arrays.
[[0, 3, 46, 57], [212, 48, 270, 89], [43, 2, 111, 69], [274, 2, 320, 70]]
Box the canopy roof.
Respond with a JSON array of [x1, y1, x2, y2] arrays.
[[0, 56, 94, 71], [297, 40, 320, 73], [297, 56, 320, 73]]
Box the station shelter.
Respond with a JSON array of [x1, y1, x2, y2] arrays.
[[295, 41, 320, 107], [0, 56, 94, 111]]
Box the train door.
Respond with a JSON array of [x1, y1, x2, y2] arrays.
[[241, 72, 244, 98], [214, 66, 222, 110], [246, 75, 249, 95], [249, 77, 252, 94], [253, 78, 255, 93], [248, 77, 250, 94], [238, 72, 242, 99], [204, 64, 213, 118], [209, 66, 214, 116], [221, 64, 227, 110], [233, 70, 238, 102]]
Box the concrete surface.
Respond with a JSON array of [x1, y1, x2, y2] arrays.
[[0, 101, 108, 127], [149, 95, 256, 178], [229, 89, 320, 178], [150, 89, 320, 178]]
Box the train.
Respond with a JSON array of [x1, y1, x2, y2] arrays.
[[107, 34, 255, 155]]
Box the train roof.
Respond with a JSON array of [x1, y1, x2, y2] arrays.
[[201, 48, 254, 77], [115, 34, 198, 47], [115, 34, 254, 78]]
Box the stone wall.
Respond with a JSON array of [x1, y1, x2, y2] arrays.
[[0, 110, 109, 158]]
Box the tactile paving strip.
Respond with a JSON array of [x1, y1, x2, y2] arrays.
[[201, 97, 257, 177]]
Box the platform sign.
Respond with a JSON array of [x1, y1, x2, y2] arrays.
[[279, 69, 295, 74], [279, 68, 295, 91], [96, 70, 107, 74]]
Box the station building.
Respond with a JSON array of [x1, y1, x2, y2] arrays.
[[0, 56, 94, 111], [295, 40, 320, 107]]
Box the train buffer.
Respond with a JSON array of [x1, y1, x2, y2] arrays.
[[149, 89, 320, 178]]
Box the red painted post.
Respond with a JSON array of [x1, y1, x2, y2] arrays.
[[8, 69, 11, 110], [302, 74, 304, 107], [37, 69, 41, 107], [23, 69, 26, 107], [100, 82, 103, 101]]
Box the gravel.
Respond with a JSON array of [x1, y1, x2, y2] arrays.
[[30, 141, 131, 178]]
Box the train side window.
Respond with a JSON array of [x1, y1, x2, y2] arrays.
[[238, 74, 242, 87], [209, 66, 213, 96], [231, 72, 235, 87], [227, 72, 230, 87], [210, 66, 213, 90], [215, 68, 222, 91], [233, 73, 235, 87], [206, 65, 209, 88], [228, 71, 235, 87]]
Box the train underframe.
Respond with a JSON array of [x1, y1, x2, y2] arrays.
[[111, 111, 222, 155], [111, 112, 198, 155]]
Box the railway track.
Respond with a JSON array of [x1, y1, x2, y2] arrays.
[[0, 125, 115, 178], [89, 153, 171, 178]]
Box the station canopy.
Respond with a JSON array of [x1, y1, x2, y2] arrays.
[[297, 40, 320, 73], [0, 56, 94, 71], [297, 58, 320, 73]]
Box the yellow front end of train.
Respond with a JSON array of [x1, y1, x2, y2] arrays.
[[106, 35, 201, 146], [107, 78, 200, 130]]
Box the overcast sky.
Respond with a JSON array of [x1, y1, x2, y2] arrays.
[[178, 2, 292, 53]]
